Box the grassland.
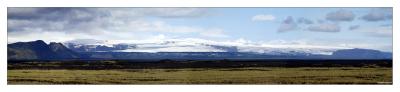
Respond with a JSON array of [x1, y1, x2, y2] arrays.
[[8, 67, 392, 84]]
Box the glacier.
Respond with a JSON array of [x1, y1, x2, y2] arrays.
[[62, 38, 353, 55]]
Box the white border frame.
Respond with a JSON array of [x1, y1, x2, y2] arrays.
[[1, 0, 398, 92]]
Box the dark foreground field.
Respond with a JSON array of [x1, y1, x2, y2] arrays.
[[7, 59, 392, 84]]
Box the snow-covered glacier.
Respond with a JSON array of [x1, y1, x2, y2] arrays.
[[63, 38, 352, 56]]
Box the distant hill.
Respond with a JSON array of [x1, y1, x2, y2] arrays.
[[8, 40, 80, 60], [331, 48, 392, 59]]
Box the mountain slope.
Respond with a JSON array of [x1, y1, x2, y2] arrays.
[[49, 42, 80, 59], [8, 40, 80, 60]]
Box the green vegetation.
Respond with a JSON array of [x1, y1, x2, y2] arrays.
[[8, 67, 392, 84]]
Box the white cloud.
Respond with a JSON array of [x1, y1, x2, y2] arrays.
[[349, 25, 392, 37], [364, 26, 392, 37], [8, 31, 85, 43], [200, 29, 228, 38], [251, 14, 275, 21], [123, 20, 200, 33]]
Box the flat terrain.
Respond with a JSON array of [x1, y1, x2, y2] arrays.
[[8, 67, 392, 84]]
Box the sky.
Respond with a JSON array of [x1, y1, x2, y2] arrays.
[[7, 8, 393, 52]]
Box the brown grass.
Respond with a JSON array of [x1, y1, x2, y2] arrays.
[[7, 67, 392, 84]]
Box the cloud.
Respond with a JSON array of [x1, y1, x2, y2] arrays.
[[8, 8, 104, 23], [326, 9, 355, 22], [199, 29, 229, 38], [7, 8, 223, 42], [297, 17, 314, 24], [277, 16, 298, 32], [8, 8, 210, 21], [7, 8, 40, 16], [307, 23, 340, 32], [275, 15, 353, 33], [365, 26, 392, 37], [380, 24, 392, 27], [348, 25, 360, 30], [351, 25, 392, 37], [361, 8, 392, 22], [277, 16, 321, 32], [7, 8, 212, 32], [126, 21, 201, 33], [251, 14, 275, 21], [265, 40, 308, 45]]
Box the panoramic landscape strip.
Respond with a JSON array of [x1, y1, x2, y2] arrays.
[[7, 7, 392, 84]]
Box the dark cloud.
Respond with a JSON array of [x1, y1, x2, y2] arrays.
[[8, 8, 210, 20], [348, 25, 360, 30], [7, 8, 223, 42], [8, 8, 104, 22], [277, 16, 298, 32], [277, 15, 348, 33], [326, 9, 355, 22], [146, 8, 211, 18], [7, 8, 211, 33], [297, 17, 314, 24], [283, 16, 295, 24], [361, 8, 392, 22], [308, 24, 340, 32], [7, 8, 109, 33], [317, 20, 325, 24]]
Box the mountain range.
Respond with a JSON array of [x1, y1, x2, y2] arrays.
[[8, 40, 79, 60], [7, 40, 392, 60]]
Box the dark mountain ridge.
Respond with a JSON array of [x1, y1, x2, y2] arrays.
[[8, 40, 79, 60]]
